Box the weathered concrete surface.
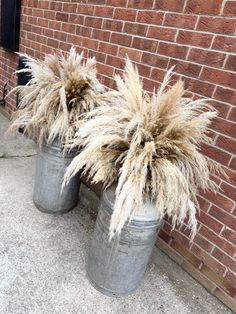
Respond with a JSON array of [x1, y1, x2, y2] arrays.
[[0, 113, 232, 314], [0, 113, 36, 157]]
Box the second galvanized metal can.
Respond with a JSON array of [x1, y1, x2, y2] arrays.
[[86, 184, 162, 297], [33, 139, 80, 214]]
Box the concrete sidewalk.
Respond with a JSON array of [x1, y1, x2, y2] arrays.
[[0, 113, 232, 314]]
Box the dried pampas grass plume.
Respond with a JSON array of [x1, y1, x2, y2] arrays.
[[63, 58, 222, 239], [8, 47, 111, 148]]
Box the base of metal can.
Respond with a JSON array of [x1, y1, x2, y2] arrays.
[[86, 269, 137, 298], [33, 139, 80, 214], [33, 200, 74, 215], [86, 183, 162, 297]]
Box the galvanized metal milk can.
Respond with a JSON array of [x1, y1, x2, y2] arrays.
[[87, 184, 162, 296], [33, 139, 80, 214]]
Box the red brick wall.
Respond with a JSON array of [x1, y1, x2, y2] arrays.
[[0, 0, 235, 310]]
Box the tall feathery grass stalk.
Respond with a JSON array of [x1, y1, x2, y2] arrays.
[[8, 48, 112, 148], [63, 58, 222, 239]]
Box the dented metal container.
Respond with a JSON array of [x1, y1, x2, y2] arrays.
[[33, 139, 80, 214], [86, 184, 162, 297]]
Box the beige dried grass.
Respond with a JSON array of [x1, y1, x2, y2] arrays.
[[8, 48, 113, 148], [63, 58, 222, 239]]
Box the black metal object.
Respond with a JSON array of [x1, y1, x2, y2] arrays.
[[0, 0, 21, 52], [17, 57, 31, 133], [17, 57, 31, 86], [0, 82, 7, 106], [16, 57, 31, 108]]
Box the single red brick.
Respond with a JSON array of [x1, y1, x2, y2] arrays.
[[177, 31, 213, 48], [158, 42, 188, 59], [56, 12, 69, 22], [197, 17, 236, 35], [32, 9, 44, 18], [38, 18, 49, 27], [214, 87, 236, 106], [96, 63, 114, 77], [88, 50, 106, 63], [124, 23, 148, 36], [76, 26, 92, 38], [155, 0, 185, 12], [201, 68, 236, 89], [143, 78, 160, 93], [225, 55, 236, 72], [62, 3, 77, 13], [172, 229, 192, 249], [229, 157, 236, 171], [221, 182, 236, 202], [209, 205, 236, 230], [136, 10, 163, 24], [23, 23, 32, 32], [169, 59, 201, 78], [62, 23, 76, 34], [223, 1, 236, 16], [196, 210, 224, 234], [200, 225, 236, 257], [127, 0, 154, 9], [222, 228, 236, 246], [142, 52, 169, 68], [150, 68, 166, 82], [222, 167, 236, 187], [77, 4, 94, 15], [188, 48, 225, 67], [118, 47, 142, 62], [147, 26, 176, 42], [47, 38, 59, 49], [50, 1, 62, 11], [184, 78, 215, 97], [211, 117, 236, 138], [102, 19, 123, 32], [85, 16, 102, 29], [107, 0, 127, 6], [70, 14, 85, 25], [107, 55, 125, 69], [216, 135, 236, 155], [164, 13, 197, 29], [111, 33, 132, 47], [191, 244, 226, 275], [194, 234, 214, 253], [43, 10, 56, 20], [201, 189, 234, 212], [228, 107, 236, 122], [197, 195, 211, 212], [213, 35, 236, 53], [82, 38, 99, 50], [54, 31, 67, 42], [132, 37, 157, 53], [59, 42, 72, 52], [185, 0, 223, 15], [94, 6, 114, 17], [91, 29, 110, 42], [213, 247, 236, 273], [88, 0, 105, 3], [225, 271, 236, 291], [48, 20, 61, 30], [114, 8, 137, 21], [67, 34, 82, 46], [135, 63, 151, 77], [99, 42, 118, 56]]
